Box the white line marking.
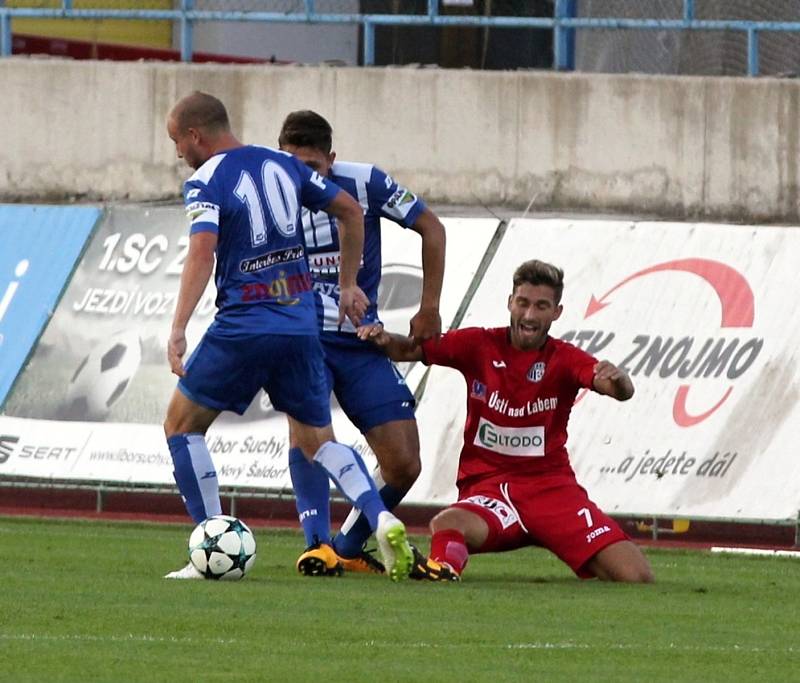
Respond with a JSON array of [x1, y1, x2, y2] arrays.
[[0, 633, 237, 645], [361, 640, 797, 654], [710, 547, 800, 558], [4, 634, 794, 655]]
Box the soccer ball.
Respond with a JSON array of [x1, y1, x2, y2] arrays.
[[188, 515, 257, 580], [63, 329, 142, 420]]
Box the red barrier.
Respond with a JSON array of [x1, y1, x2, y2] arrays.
[[12, 32, 292, 64]]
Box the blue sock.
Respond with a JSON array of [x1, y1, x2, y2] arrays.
[[314, 441, 386, 531], [288, 447, 332, 547], [167, 433, 222, 524], [334, 481, 406, 558]]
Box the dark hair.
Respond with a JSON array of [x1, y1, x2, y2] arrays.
[[278, 110, 333, 154], [172, 91, 230, 133], [512, 259, 565, 304]]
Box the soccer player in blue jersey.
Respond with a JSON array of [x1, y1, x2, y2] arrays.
[[278, 110, 446, 576], [161, 92, 413, 581]]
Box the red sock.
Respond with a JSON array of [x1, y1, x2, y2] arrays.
[[430, 529, 469, 575]]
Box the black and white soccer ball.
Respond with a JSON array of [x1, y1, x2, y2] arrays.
[[63, 330, 142, 420], [188, 515, 257, 581]]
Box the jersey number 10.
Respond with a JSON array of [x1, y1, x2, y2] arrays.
[[234, 161, 299, 248]]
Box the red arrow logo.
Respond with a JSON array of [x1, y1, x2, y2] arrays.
[[673, 385, 734, 427], [585, 258, 754, 327], [585, 259, 755, 427]]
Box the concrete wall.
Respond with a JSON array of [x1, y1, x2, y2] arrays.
[[2, 57, 799, 221]]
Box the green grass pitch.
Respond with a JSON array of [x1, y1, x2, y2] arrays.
[[0, 516, 797, 682]]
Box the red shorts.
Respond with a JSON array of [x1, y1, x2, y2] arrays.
[[453, 472, 628, 578]]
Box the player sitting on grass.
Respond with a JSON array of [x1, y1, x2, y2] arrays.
[[358, 259, 654, 583]]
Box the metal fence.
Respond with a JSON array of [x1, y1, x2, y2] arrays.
[[2, 1, 800, 75]]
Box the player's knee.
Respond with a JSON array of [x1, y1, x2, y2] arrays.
[[289, 422, 335, 456], [164, 409, 200, 438], [384, 454, 421, 489], [429, 507, 462, 534], [628, 563, 655, 584], [614, 558, 655, 583], [377, 446, 420, 490], [163, 415, 181, 439]]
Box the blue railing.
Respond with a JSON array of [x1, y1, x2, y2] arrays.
[[2, 0, 800, 76]]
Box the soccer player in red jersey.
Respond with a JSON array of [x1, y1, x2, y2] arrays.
[[357, 259, 654, 583]]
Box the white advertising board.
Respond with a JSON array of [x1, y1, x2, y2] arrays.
[[0, 208, 499, 495], [409, 218, 800, 520]]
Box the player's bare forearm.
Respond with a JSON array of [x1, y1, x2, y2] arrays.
[[172, 232, 216, 332], [357, 324, 424, 362], [409, 208, 446, 343], [169, 231, 216, 376], [325, 190, 369, 325], [326, 190, 364, 288], [592, 360, 635, 401]]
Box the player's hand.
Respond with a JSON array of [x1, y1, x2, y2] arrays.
[[357, 322, 390, 346], [409, 306, 441, 344], [168, 328, 188, 377], [338, 284, 369, 327], [593, 360, 625, 382], [593, 360, 634, 400]]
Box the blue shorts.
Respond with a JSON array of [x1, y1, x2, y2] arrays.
[[179, 330, 330, 427], [321, 331, 415, 434]]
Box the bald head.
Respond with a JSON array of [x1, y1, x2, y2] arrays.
[[169, 91, 230, 136], [167, 91, 241, 170]]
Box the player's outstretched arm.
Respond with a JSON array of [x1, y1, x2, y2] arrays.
[[408, 208, 446, 344], [357, 323, 425, 362], [324, 189, 369, 326], [592, 360, 635, 401], [168, 231, 217, 377]]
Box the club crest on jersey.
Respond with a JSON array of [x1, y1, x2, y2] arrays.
[[527, 362, 545, 383], [470, 380, 487, 402]]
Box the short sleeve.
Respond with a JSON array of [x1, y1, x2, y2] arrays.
[[421, 327, 483, 373], [564, 343, 598, 391], [183, 180, 220, 235], [293, 157, 341, 213], [368, 166, 426, 227]]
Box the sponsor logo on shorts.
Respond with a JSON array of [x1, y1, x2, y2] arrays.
[[473, 417, 544, 457], [586, 525, 611, 544], [527, 361, 545, 382], [461, 495, 518, 529]]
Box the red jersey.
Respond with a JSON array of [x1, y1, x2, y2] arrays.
[[422, 327, 598, 487]]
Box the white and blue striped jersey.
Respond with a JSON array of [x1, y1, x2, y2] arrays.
[[302, 161, 426, 333], [183, 145, 340, 335]]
